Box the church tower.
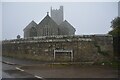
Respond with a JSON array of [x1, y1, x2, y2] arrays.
[[51, 6, 64, 25]]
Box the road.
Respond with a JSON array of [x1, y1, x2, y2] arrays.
[[2, 63, 39, 78], [2, 56, 119, 79], [2, 56, 43, 79]]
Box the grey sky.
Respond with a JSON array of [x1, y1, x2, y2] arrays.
[[118, 1, 120, 17], [2, 2, 118, 40], [0, 4, 1, 37]]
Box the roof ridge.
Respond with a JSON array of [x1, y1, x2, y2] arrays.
[[37, 14, 59, 27], [23, 20, 37, 31]]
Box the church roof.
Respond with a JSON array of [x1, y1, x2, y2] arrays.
[[37, 14, 59, 28], [59, 20, 76, 31], [23, 20, 37, 31]]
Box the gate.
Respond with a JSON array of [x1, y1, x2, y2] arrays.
[[53, 50, 73, 61]]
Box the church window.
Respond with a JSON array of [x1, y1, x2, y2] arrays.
[[30, 27, 37, 37]]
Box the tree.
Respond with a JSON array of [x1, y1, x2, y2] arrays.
[[109, 17, 120, 36], [17, 35, 21, 39], [109, 17, 120, 60]]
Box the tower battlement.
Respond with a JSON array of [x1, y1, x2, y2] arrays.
[[51, 6, 64, 25]]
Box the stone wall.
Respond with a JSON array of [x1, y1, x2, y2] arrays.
[[2, 35, 113, 62]]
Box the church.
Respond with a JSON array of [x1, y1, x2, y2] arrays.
[[23, 6, 76, 38]]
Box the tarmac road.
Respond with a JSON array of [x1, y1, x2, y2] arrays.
[[2, 56, 119, 79], [2, 62, 43, 79], [2, 56, 43, 79]]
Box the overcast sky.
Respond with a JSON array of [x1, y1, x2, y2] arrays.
[[2, 2, 118, 40]]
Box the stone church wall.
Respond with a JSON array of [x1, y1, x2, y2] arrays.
[[2, 35, 113, 62]]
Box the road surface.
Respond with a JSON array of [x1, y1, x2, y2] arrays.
[[2, 56, 43, 79], [2, 56, 119, 79]]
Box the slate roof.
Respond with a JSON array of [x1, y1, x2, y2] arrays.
[[37, 14, 59, 28], [23, 20, 37, 31], [59, 20, 76, 31]]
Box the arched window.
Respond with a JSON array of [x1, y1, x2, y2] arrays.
[[30, 27, 37, 37]]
